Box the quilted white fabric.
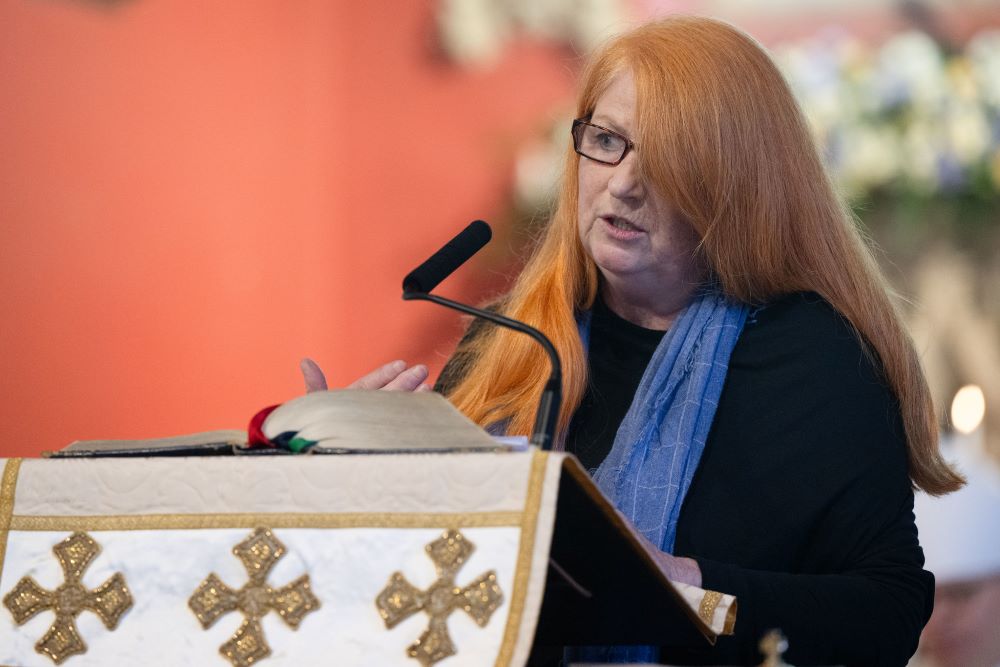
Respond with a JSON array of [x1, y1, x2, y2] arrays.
[[0, 450, 733, 666], [11, 452, 534, 516]]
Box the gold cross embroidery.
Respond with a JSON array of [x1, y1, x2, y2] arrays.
[[188, 527, 320, 667], [375, 529, 504, 666], [2, 532, 133, 665]]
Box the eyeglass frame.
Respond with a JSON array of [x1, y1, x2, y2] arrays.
[[571, 117, 636, 166]]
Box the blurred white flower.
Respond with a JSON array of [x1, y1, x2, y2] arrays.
[[877, 31, 948, 109], [570, 0, 630, 50], [437, 0, 511, 66], [839, 125, 901, 194], [946, 102, 991, 166], [901, 120, 942, 192], [968, 30, 1000, 108], [437, 0, 628, 66]]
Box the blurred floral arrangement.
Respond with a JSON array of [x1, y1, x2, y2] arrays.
[[777, 29, 1000, 202]]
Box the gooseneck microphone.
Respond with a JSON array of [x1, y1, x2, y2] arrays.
[[402, 221, 563, 451], [403, 220, 492, 294]]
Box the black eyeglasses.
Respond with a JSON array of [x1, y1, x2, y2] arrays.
[[571, 118, 635, 165]]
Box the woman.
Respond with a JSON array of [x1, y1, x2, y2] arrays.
[[307, 16, 962, 666]]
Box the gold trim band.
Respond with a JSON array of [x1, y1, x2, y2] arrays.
[[8, 510, 522, 532], [495, 448, 548, 667], [0, 458, 22, 584], [699, 589, 724, 627], [723, 598, 738, 635]]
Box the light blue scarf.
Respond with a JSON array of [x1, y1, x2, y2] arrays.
[[569, 287, 748, 665]]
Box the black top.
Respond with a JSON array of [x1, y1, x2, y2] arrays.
[[565, 295, 665, 471], [670, 292, 931, 666], [437, 292, 932, 666]]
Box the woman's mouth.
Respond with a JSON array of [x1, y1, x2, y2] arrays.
[[602, 216, 644, 238]]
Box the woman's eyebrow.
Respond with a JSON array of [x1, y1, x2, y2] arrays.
[[590, 115, 630, 136]]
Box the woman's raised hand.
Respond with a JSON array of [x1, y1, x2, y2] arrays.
[[299, 358, 431, 393]]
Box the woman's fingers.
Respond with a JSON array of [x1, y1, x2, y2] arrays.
[[347, 360, 429, 391], [347, 360, 405, 389], [381, 364, 429, 391], [304, 359, 431, 392], [300, 358, 328, 393]]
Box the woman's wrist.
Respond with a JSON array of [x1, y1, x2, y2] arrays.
[[663, 555, 702, 588]]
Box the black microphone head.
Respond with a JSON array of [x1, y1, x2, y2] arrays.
[[402, 220, 492, 294]]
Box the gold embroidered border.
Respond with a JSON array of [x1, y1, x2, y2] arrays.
[[494, 448, 548, 667], [0, 458, 23, 585], [722, 597, 738, 635], [7, 510, 522, 532], [699, 589, 724, 628]]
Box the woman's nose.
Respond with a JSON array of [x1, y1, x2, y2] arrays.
[[607, 153, 645, 200]]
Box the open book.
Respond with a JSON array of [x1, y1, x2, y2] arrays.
[[52, 390, 522, 458]]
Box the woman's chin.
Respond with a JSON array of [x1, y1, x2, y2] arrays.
[[591, 248, 647, 280]]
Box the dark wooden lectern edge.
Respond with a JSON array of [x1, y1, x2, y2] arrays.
[[554, 456, 723, 645]]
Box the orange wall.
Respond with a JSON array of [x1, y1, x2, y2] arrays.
[[0, 0, 575, 456]]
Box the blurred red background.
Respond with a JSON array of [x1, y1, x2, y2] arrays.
[[0, 0, 575, 455]]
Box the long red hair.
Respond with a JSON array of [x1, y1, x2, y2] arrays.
[[445, 16, 962, 495]]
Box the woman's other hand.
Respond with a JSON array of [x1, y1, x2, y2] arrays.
[[300, 358, 431, 393], [651, 551, 702, 588], [616, 509, 702, 587]]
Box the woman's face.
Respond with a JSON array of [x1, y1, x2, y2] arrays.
[[577, 69, 703, 304]]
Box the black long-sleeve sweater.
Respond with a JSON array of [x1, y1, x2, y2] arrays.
[[668, 292, 932, 666], [438, 292, 933, 666]]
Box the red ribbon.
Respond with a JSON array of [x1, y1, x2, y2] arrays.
[[247, 404, 281, 448]]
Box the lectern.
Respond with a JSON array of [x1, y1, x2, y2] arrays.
[[0, 446, 734, 666]]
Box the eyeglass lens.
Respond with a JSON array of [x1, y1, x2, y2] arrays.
[[573, 121, 629, 164]]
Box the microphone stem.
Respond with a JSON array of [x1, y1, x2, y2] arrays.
[[403, 291, 562, 451]]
